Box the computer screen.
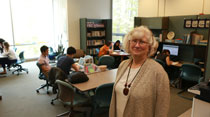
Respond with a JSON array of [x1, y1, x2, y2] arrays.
[[162, 44, 179, 56]]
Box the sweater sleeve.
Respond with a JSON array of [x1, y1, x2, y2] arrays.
[[155, 71, 170, 117]]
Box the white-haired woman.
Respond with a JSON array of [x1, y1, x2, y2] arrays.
[[109, 26, 170, 117]]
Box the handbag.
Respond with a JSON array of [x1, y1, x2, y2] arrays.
[[68, 71, 89, 84]]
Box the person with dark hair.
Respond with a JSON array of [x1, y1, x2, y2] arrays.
[[98, 41, 112, 57], [156, 49, 173, 66], [0, 42, 17, 74], [114, 40, 121, 50], [57, 46, 79, 75], [37, 45, 51, 77], [0, 38, 5, 53]]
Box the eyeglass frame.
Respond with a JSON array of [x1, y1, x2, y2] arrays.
[[129, 39, 149, 46]]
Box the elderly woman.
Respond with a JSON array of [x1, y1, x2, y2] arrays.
[[109, 26, 170, 117]]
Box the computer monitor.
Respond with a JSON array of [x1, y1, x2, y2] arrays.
[[162, 44, 179, 56]]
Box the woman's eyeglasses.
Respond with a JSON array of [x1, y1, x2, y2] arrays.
[[130, 39, 148, 46]]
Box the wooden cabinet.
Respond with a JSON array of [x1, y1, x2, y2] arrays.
[[80, 18, 112, 56]]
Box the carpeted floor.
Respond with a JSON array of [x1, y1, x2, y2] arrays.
[[0, 61, 194, 117]]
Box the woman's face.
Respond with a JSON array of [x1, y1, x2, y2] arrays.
[[129, 36, 149, 57]]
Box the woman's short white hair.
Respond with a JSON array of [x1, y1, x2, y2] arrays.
[[123, 25, 159, 57]]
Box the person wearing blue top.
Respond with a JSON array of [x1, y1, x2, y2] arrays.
[[57, 46, 79, 75]]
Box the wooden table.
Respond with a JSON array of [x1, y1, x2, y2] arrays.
[[72, 69, 117, 92], [109, 52, 130, 62]]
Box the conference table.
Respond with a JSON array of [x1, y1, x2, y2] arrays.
[[109, 51, 130, 62], [71, 68, 117, 92]]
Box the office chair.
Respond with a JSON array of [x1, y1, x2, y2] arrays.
[[98, 56, 115, 69], [91, 82, 114, 117], [12, 51, 29, 75], [154, 59, 166, 68], [74, 49, 85, 59], [48, 47, 57, 63], [177, 64, 203, 100], [36, 62, 52, 94], [52, 80, 90, 117]]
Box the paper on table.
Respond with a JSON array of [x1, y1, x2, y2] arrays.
[[172, 62, 179, 65]]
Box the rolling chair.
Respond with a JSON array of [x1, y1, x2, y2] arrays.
[[48, 47, 57, 62], [52, 80, 90, 117], [91, 82, 114, 117], [12, 51, 29, 75], [177, 64, 203, 100], [36, 62, 52, 94], [98, 56, 115, 69], [154, 59, 166, 68]]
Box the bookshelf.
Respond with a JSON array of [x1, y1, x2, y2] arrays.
[[80, 18, 112, 56]]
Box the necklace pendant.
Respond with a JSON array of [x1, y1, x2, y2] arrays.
[[123, 87, 129, 96]]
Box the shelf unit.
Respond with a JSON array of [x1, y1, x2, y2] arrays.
[[80, 18, 112, 56]]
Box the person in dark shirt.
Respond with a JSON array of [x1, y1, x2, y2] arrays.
[[57, 46, 79, 75], [156, 49, 173, 66], [113, 40, 121, 50]]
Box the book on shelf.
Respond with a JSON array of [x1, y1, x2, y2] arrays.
[[87, 39, 105, 46], [185, 34, 191, 44]]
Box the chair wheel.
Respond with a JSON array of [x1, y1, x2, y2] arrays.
[[51, 101, 54, 105], [36, 90, 39, 93]]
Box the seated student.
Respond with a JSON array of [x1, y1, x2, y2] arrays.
[[156, 49, 173, 66], [156, 49, 176, 80], [113, 40, 121, 50], [98, 41, 112, 57], [0, 38, 5, 53], [37, 45, 51, 77], [0, 42, 17, 74], [57, 46, 79, 76]]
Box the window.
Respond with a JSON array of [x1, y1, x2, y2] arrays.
[[112, 0, 138, 43], [0, 0, 68, 59]]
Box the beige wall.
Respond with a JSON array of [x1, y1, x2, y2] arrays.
[[138, 0, 210, 17], [67, 0, 112, 49]]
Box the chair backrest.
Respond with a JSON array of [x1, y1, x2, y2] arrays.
[[19, 51, 25, 63], [154, 59, 166, 68], [49, 47, 54, 54], [55, 80, 74, 105], [74, 49, 85, 58], [36, 62, 47, 80], [180, 64, 202, 82], [48, 67, 67, 83], [94, 83, 114, 108], [98, 56, 115, 69]]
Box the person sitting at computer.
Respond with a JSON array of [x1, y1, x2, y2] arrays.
[[0, 42, 17, 74], [57, 46, 79, 76], [98, 41, 112, 57], [156, 49, 173, 66], [113, 40, 121, 50]]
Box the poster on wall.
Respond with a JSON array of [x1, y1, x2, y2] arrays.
[[198, 19, 205, 28], [191, 19, 198, 28], [205, 19, 210, 28], [184, 19, 192, 28]]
